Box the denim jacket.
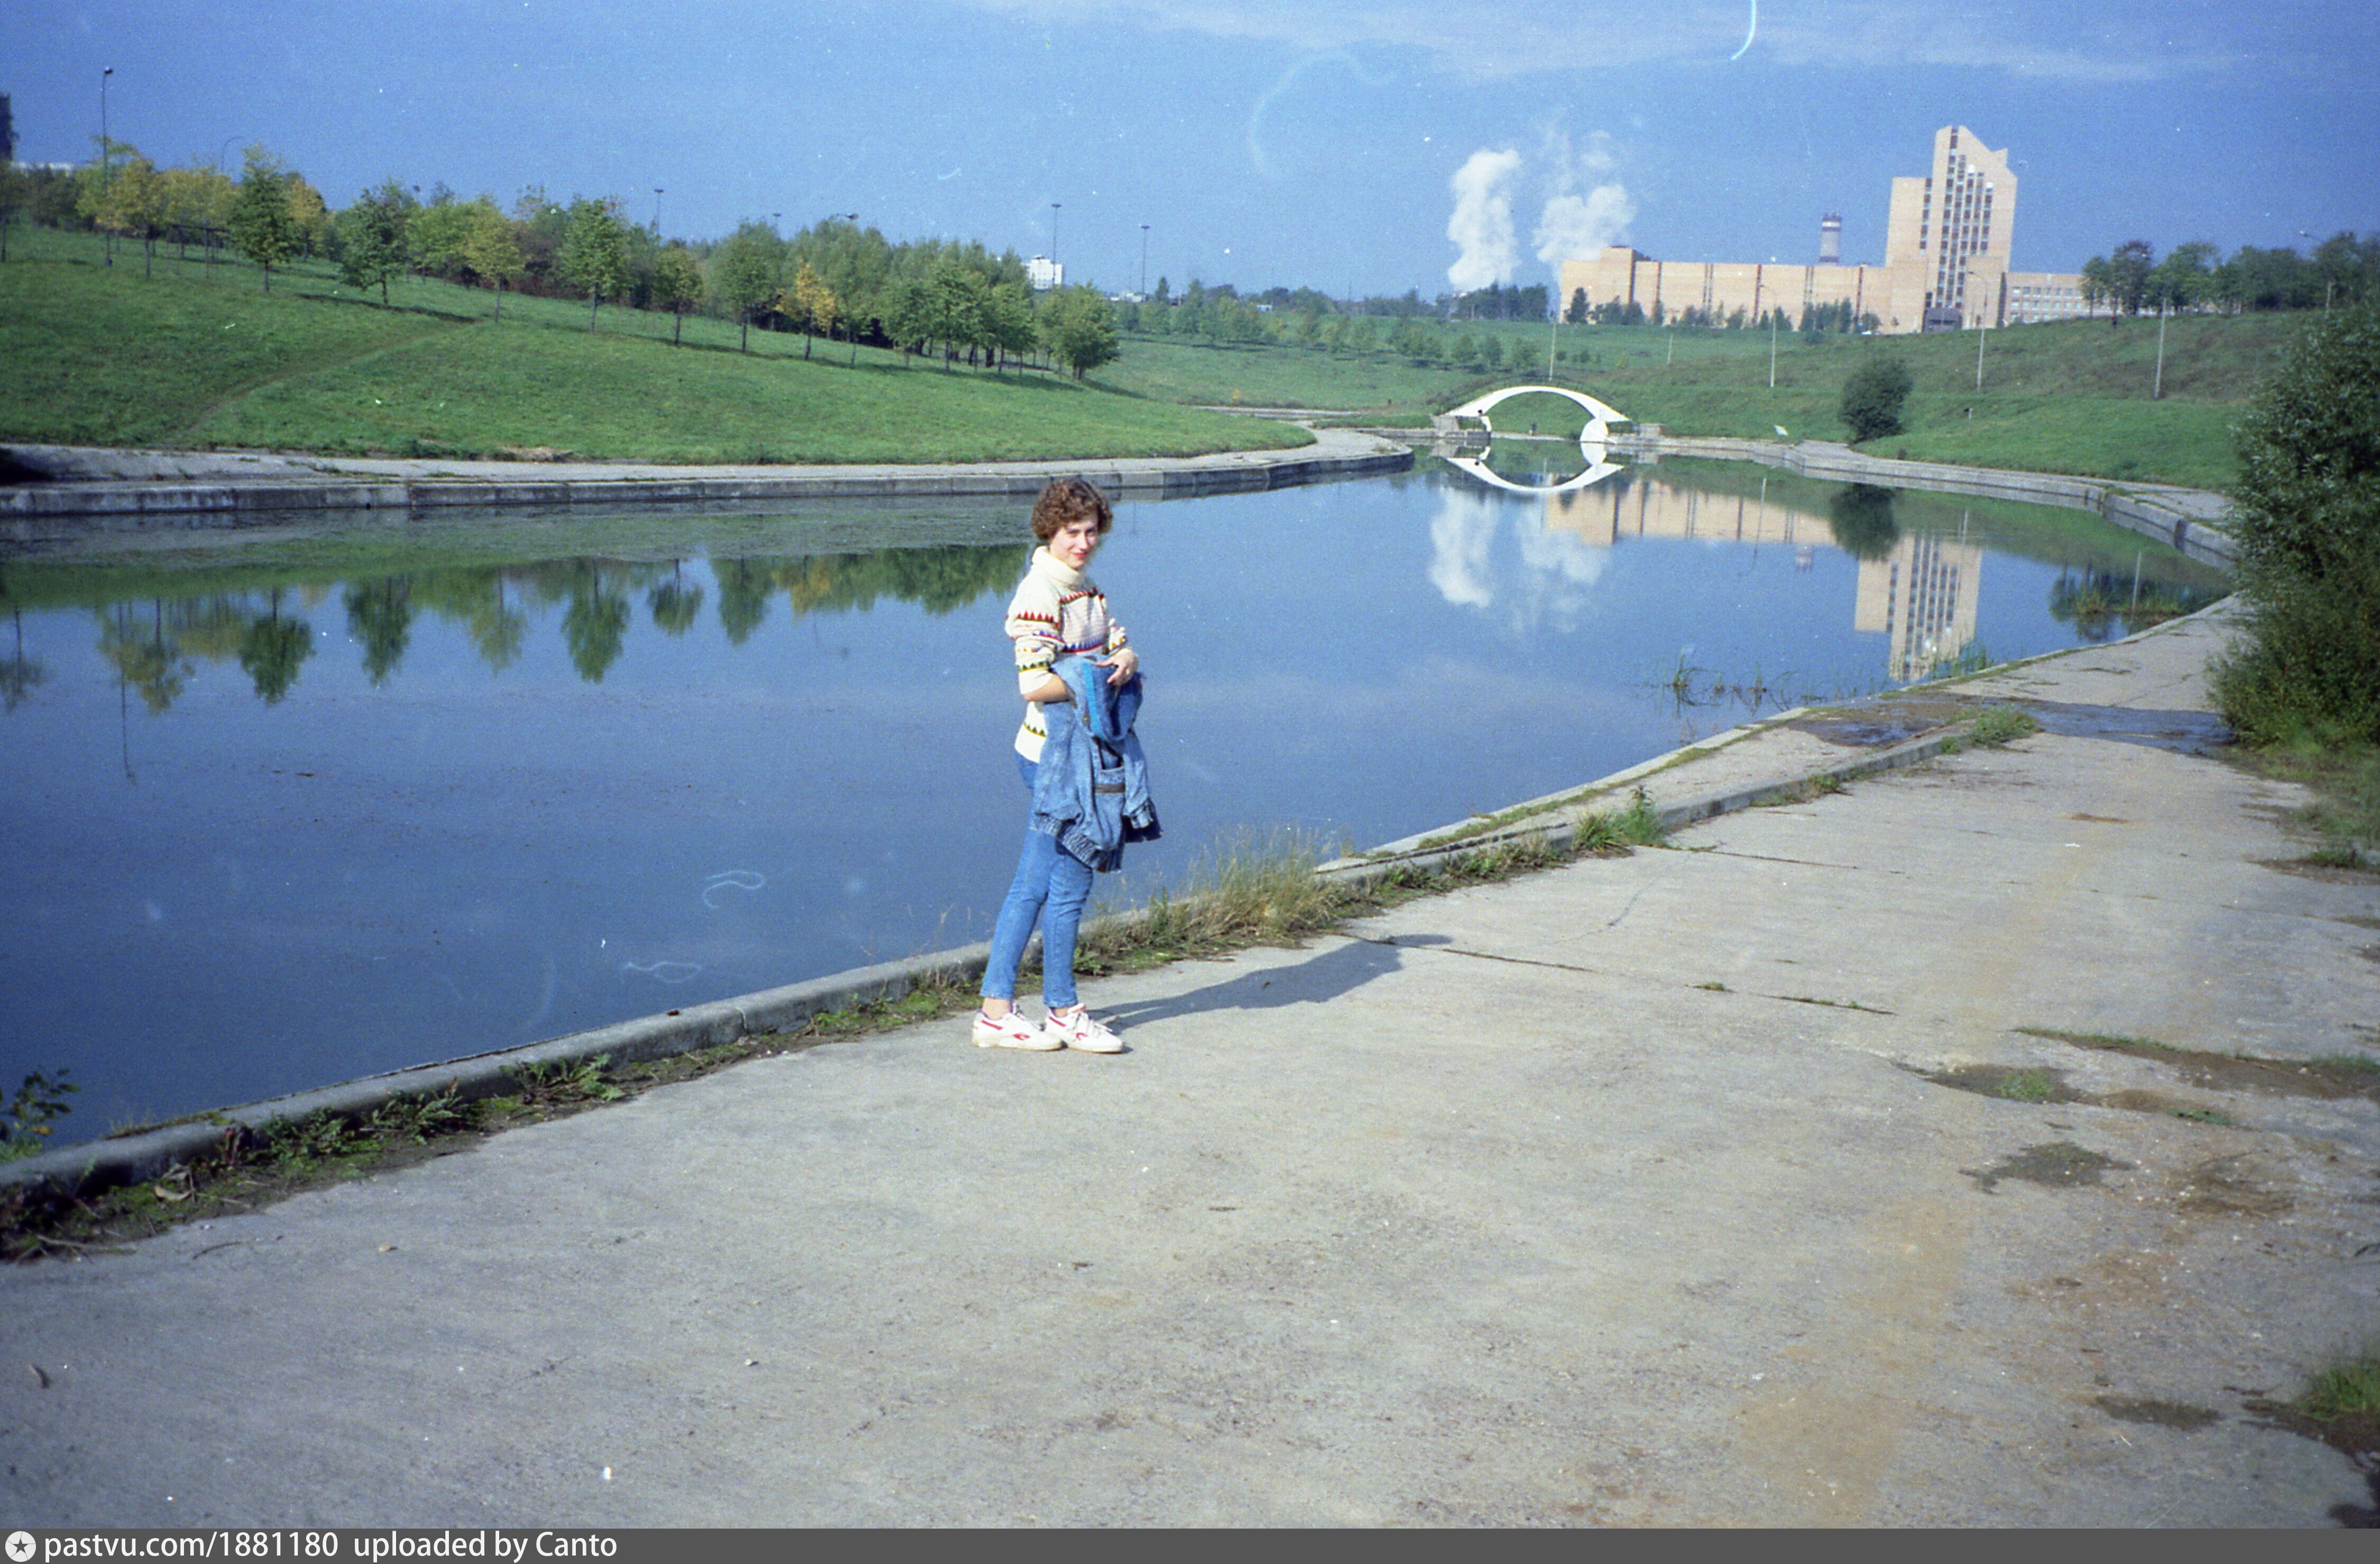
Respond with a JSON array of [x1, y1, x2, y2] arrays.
[[1030, 657, 1161, 872]]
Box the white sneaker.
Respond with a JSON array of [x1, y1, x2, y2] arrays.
[[973, 1009, 1060, 1050], [1048, 1006, 1124, 1054]]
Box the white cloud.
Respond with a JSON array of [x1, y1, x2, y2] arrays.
[[1446, 148, 1521, 292]]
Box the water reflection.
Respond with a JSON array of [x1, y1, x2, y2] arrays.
[[27, 544, 1027, 711], [1436, 463, 2220, 684]]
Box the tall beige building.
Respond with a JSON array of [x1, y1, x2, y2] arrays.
[[1557, 126, 2083, 335]]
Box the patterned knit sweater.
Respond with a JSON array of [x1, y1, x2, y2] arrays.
[[1006, 546, 1129, 762]]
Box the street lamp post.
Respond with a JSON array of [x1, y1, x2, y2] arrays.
[[1050, 203, 1061, 267], [1140, 224, 1149, 297], [99, 67, 115, 268], [652, 188, 664, 236]]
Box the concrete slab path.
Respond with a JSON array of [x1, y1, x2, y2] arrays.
[[3, 605, 2375, 1527]]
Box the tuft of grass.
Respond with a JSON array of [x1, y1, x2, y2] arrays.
[[1967, 705, 2043, 748], [1763, 773, 1848, 806], [2298, 1348, 2380, 1425], [1991, 1068, 2064, 1102]]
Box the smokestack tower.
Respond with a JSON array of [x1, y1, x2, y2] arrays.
[[1819, 212, 1842, 265]]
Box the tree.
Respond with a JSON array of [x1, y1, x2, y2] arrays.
[[409, 194, 473, 280], [710, 221, 782, 352], [2106, 239, 2155, 317], [458, 198, 523, 320], [98, 151, 166, 279], [878, 275, 931, 360], [558, 197, 630, 330], [227, 145, 304, 293], [2211, 298, 2380, 743], [157, 164, 234, 267], [1839, 356, 1912, 443], [652, 245, 704, 345], [925, 257, 992, 365], [1042, 285, 1119, 379], [986, 281, 1037, 371], [2149, 241, 2219, 314], [336, 179, 413, 305]]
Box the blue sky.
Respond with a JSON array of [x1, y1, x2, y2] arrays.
[[11, 1, 2376, 297]]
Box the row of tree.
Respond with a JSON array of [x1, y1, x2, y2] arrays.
[[5, 142, 1124, 376], [2080, 234, 2377, 318]]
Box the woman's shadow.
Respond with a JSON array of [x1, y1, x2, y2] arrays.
[[1099, 933, 1451, 1031]]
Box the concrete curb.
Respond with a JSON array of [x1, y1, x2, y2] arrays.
[[0, 944, 995, 1204], [1613, 433, 2235, 568], [1313, 721, 1965, 890], [0, 433, 1412, 525]]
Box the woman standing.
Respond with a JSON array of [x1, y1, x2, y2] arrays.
[[975, 477, 1138, 1054]]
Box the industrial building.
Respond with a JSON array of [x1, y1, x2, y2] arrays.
[[1557, 126, 2087, 334]]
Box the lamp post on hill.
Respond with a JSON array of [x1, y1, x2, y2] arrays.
[[1140, 224, 1150, 297], [99, 67, 114, 268], [651, 188, 663, 237]]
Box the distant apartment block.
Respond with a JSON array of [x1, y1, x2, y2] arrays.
[[1558, 126, 2085, 334], [1026, 255, 1065, 291]]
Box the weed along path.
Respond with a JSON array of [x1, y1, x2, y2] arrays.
[[3, 605, 2376, 1525]]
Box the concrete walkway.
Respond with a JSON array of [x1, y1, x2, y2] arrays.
[[3, 605, 2375, 1527]]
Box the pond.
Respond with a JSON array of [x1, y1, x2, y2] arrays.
[[0, 459, 2226, 1144]]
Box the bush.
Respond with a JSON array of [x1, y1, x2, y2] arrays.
[[2212, 300, 2380, 744], [1840, 356, 1913, 443]]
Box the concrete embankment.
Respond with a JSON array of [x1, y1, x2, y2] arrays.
[[4, 598, 2375, 1525], [0, 426, 1412, 528], [1613, 429, 2235, 566]]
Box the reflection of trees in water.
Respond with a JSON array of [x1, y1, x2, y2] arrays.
[[97, 600, 191, 714], [412, 569, 527, 671], [3, 607, 49, 711], [2048, 569, 2223, 643], [715, 558, 773, 646], [237, 588, 313, 705], [23, 541, 1028, 708], [343, 578, 415, 687], [648, 563, 704, 637], [560, 564, 632, 683], [1826, 484, 1901, 561]]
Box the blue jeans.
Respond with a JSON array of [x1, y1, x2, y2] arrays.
[[982, 755, 1096, 1010]]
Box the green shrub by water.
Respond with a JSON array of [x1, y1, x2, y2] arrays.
[[2212, 300, 2380, 745]]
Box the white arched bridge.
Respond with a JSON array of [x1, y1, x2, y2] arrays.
[[1430, 384, 1631, 496]]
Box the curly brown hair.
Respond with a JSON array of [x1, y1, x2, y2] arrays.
[[1030, 476, 1114, 542]]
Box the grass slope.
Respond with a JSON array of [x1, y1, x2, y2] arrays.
[[1116, 312, 2300, 488], [0, 228, 1304, 464]]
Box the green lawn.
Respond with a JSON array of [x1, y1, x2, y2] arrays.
[[4, 223, 2309, 485], [0, 227, 1306, 464]]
